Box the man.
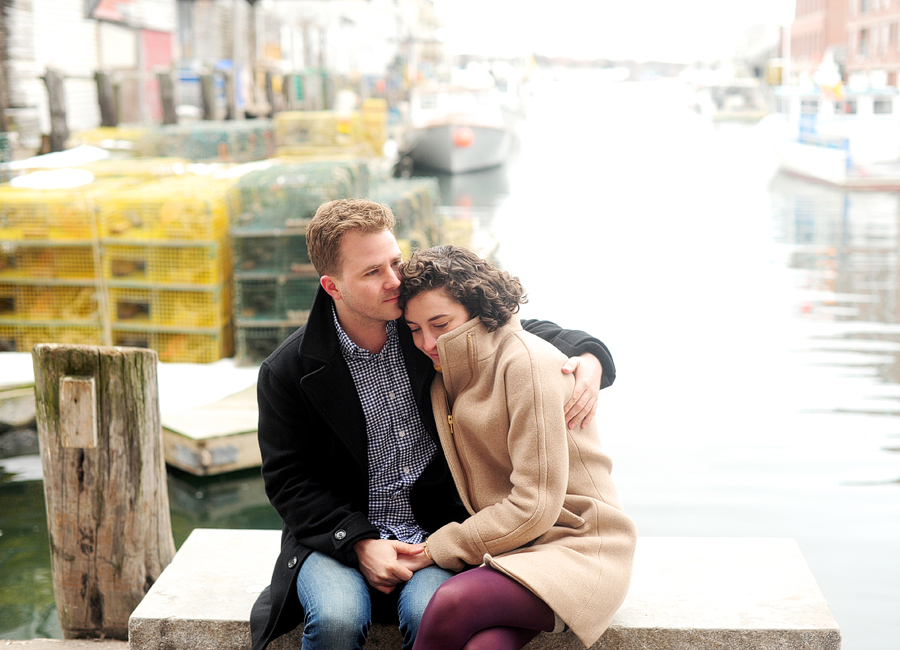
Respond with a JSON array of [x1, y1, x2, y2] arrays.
[[250, 199, 616, 650]]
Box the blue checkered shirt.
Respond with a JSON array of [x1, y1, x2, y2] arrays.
[[333, 308, 436, 543]]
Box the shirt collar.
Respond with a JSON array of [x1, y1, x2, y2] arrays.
[[332, 304, 396, 360]]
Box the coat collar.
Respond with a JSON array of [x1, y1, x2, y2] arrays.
[[297, 285, 439, 442], [436, 315, 522, 402], [297, 285, 342, 364]]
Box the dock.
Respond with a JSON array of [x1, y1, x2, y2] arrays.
[[1, 351, 262, 476], [129, 530, 841, 650]]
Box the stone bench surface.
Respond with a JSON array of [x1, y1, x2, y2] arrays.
[[128, 530, 841, 650]]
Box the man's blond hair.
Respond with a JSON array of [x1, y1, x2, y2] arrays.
[[306, 199, 396, 277]]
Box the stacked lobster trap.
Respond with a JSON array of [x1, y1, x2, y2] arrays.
[[0, 181, 122, 352], [0, 174, 236, 362], [0, 107, 461, 366], [230, 160, 370, 365], [273, 98, 388, 159], [98, 176, 235, 362]]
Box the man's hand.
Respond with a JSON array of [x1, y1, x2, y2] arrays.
[[354, 539, 418, 594], [561, 353, 602, 429], [397, 543, 434, 572]]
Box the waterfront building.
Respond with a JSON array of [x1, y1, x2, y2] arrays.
[[844, 0, 900, 88], [789, 0, 850, 85], [0, 0, 441, 153]]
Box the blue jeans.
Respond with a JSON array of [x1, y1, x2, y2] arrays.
[[295, 550, 454, 650]]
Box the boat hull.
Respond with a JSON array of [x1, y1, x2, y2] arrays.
[[405, 122, 513, 174], [777, 140, 900, 191]]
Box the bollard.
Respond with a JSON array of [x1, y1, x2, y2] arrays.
[[32, 344, 176, 639]]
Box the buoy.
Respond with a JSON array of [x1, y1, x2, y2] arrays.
[[453, 126, 475, 148]]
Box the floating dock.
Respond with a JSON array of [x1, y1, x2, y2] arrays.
[[1, 352, 261, 476]]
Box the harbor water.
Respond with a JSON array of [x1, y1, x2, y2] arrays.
[[2, 71, 900, 648]]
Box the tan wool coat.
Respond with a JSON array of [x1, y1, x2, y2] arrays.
[[426, 316, 638, 648]]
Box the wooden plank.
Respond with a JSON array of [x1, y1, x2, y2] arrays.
[[59, 376, 97, 448]]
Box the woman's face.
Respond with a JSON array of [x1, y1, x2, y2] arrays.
[[403, 288, 471, 366]]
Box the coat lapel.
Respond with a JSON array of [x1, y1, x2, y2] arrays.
[[297, 287, 368, 470]]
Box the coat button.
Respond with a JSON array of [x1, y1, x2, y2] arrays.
[[287, 556, 298, 569], [334, 529, 346, 540]]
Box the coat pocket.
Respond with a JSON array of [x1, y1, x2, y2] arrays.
[[555, 507, 586, 529]]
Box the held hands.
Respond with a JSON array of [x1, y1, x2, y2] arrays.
[[398, 542, 434, 572], [353, 538, 432, 593], [561, 353, 602, 429]]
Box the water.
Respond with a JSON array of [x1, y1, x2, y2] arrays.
[[2, 72, 899, 647]]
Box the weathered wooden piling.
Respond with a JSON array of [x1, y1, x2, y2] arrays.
[[32, 344, 176, 640], [43, 68, 68, 152], [200, 72, 216, 120], [95, 71, 118, 127], [157, 71, 178, 125]]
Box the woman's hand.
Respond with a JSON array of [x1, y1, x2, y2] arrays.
[[562, 353, 602, 429], [397, 543, 434, 571]]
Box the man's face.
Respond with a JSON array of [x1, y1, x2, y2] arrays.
[[328, 229, 403, 326]]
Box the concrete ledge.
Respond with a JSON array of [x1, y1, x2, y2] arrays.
[[128, 530, 841, 650]]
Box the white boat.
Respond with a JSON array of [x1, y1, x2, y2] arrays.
[[401, 80, 515, 174], [684, 71, 770, 122], [767, 83, 900, 190]]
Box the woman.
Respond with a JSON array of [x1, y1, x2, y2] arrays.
[[398, 245, 637, 650]]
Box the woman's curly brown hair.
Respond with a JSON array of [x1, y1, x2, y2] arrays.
[[398, 245, 527, 332]]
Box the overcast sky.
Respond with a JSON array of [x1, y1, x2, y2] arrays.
[[431, 0, 796, 62]]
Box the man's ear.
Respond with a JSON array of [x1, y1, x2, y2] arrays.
[[321, 275, 341, 301]]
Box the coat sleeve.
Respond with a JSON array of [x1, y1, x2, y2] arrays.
[[521, 318, 616, 389], [427, 339, 570, 570], [257, 359, 378, 567]]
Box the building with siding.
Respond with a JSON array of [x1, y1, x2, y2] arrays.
[[844, 0, 900, 87], [789, 0, 850, 84], [0, 0, 177, 151], [0, 0, 439, 154]]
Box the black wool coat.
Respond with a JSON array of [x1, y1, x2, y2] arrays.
[[250, 287, 615, 650]]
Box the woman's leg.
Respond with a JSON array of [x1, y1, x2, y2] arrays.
[[462, 626, 543, 650], [411, 566, 555, 650], [396, 563, 455, 650]]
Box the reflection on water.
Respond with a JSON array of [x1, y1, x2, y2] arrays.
[[167, 468, 280, 547], [0, 477, 59, 640], [0, 456, 279, 639], [773, 174, 900, 396], [1, 75, 899, 648]]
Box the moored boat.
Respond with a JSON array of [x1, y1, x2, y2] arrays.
[[401, 79, 515, 174], [766, 82, 900, 190]]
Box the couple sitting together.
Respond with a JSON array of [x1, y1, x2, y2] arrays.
[[250, 199, 637, 650]]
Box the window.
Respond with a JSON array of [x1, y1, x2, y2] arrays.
[[861, 0, 869, 13], [874, 98, 893, 113], [801, 99, 820, 114], [860, 28, 869, 58]]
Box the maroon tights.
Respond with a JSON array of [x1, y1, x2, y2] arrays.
[[411, 566, 556, 650]]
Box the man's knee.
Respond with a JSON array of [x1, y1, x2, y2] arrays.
[[303, 599, 370, 649]]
